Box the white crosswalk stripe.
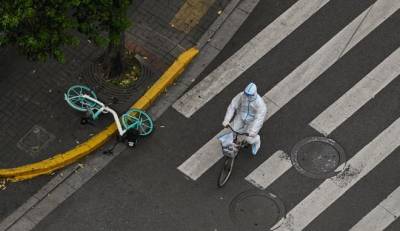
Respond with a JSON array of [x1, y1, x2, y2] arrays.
[[350, 186, 400, 231], [177, 0, 400, 182], [173, 0, 331, 118], [177, 129, 227, 180], [244, 150, 291, 190]]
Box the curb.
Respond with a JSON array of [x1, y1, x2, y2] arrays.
[[0, 47, 198, 182]]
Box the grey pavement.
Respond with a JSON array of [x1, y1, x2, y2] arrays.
[[31, 0, 400, 231], [0, 0, 235, 226]]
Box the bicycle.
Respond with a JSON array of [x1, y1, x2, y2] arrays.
[[64, 85, 154, 148], [217, 124, 249, 188]]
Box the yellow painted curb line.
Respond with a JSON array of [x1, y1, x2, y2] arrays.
[[0, 47, 199, 182]]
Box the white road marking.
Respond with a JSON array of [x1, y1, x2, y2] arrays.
[[177, 0, 400, 181], [177, 129, 226, 180], [310, 48, 400, 135], [272, 117, 400, 231], [245, 151, 291, 189], [173, 0, 331, 118], [350, 186, 400, 231]]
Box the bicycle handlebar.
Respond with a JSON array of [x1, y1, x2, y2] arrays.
[[227, 124, 249, 136]]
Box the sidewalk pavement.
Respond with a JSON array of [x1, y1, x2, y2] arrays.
[[0, 0, 231, 222]]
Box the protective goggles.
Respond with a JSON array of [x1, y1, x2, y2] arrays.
[[244, 91, 255, 97]]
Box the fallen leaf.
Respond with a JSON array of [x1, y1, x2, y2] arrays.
[[0, 180, 7, 191]]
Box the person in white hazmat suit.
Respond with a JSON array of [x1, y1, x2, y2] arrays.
[[222, 83, 267, 155]]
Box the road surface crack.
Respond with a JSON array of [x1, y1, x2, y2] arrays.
[[338, 2, 375, 59]]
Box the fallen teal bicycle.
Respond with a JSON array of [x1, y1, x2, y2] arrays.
[[64, 85, 154, 140]]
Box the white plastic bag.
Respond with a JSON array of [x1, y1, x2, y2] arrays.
[[218, 132, 234, 147], [218, 132, 237, 158]]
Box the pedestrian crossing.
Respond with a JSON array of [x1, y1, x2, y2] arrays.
[[177, 0, 400, 182], [174, 0, 400, 230]]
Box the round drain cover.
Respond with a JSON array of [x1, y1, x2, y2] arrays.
[[291, 137, 346, 179], [229, 190, 285, 230]]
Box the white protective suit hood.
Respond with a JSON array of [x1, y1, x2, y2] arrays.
[[244, 82, 257, 101]]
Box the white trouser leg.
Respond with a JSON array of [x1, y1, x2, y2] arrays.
[[231, 116, 261, 154], [246, 135, 261, 155], [231, 115, 246, 133]]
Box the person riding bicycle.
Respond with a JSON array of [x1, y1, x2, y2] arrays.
[[222, 82, 267, 155]]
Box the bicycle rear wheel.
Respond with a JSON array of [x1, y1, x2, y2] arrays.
[[121, 108, 154, 136], [217, 156, 235, 188]]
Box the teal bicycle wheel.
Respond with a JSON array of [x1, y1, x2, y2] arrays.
[[122, 108, 154, 136], [64, 85, 98, 112]]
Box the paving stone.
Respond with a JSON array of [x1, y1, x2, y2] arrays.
[[64, 164, 96, 190], [238, 0, 260, 13], [44, 182, 76, 204], [170, 45, 186, 58], [0, 196, 38, 230], [209, 8, 248, 50], [25, 196, 59, 224], [32, 172, 71, 200], [6, 217, 36, 231]]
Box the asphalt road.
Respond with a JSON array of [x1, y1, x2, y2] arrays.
[[34, 0, 400, 230]]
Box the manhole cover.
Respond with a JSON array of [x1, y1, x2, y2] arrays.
[[290, 137, 346, 179], [17, 125, 55, 156], [229, 190, 285, 230]]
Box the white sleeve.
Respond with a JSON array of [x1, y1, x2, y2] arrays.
[[249, 97, 267, 134], [223, 93, 241, 124]]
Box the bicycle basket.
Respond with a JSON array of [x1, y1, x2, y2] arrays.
[[222, 144, 238, 158]]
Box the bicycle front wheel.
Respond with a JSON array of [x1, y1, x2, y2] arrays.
[[64, 85, 98, 112], [217, 157, 235, 188]]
